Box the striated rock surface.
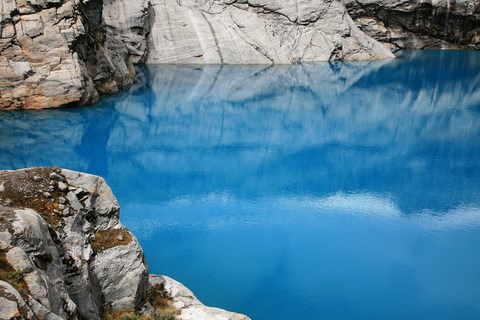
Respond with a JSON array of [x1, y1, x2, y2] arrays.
[[0, 167, 250, 320], [343, 0, 480, 50], [1, 0, 479, 109], [0, 0, 149, 110], [147, 0, 394, 63]]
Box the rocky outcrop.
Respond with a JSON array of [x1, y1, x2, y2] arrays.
[[1, 0, 479, 109], [147, 0, 394, 63], [0, 167, 250, 320], [343, 0, 480, 50], [0, 0, 150, 110], [150, 275, 249, 320]]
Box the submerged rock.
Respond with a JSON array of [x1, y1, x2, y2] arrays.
[[0, 167, 250, 320]]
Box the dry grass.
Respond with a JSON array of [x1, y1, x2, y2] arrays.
[[102, 283, 180, 320], [91, 228, 133, 253], [0, 251, 30, 297], [0, 168, 66, 229], [103, 309, 176, 320]]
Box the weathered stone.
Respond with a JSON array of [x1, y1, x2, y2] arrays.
[[0, 168, 249, 320], [0, 281, 35, 320], [0, 0, 144, 110], [147, 0, 394, 64], [6, 247, 35, 273], [66, 191, 83, 211], [150, 275, 250, 320], [343, 0, 480, 50], [49, 172, 63, 181], [57, 181, 67, 192], [90, 233, 149, 310]]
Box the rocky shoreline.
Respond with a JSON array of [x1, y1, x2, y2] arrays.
[[0, 167, 250, 320], [1, 0, 479, 109]]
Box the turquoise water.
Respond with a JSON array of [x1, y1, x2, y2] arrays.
[[1, 50, 480, 319]]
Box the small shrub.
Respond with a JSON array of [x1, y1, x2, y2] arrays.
[[103, 309, 178, 320], [0, 252, 30, 297], [6, 270, 24, 281], [153, 310, 176, 320], [91, 228, 132, 253]]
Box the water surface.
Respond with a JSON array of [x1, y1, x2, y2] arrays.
[[1, 50, 480, 320]]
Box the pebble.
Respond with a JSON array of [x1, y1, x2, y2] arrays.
[[58, 197, 66, 204], [62, 208, 70, 217], [67, 191, 83, 211], [58, 181, 68, 191], [44, 192, 52, 198], [48, 186, 55, 192], [49, 172, 63, 181], [0, 240, 9, 250], [58, 204, 65, 210], [33, 175, 42, 181]]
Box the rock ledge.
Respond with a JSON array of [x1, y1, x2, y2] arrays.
[[0, 167, 250, 320]]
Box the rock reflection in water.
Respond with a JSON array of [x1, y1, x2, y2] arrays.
[[0, 51, 479, 215]]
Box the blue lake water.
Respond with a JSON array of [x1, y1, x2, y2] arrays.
[[1, 50, 480, 319]]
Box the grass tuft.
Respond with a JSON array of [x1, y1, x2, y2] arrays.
[[0, 251, 30, 297], [91, 228, 133, 253]]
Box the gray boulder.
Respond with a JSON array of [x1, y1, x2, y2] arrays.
[[0, 167, 250, 320]]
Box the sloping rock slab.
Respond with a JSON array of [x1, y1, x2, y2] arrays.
[[0, 167, 249, 320]]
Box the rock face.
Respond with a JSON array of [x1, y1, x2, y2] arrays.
[[0, 167, 250, 320], [1, 0, 479, 109], [147, 0, 394, 63], [343, 0, 480, 50], [0, 0, 150, 110], [150, 275, 249, 320]]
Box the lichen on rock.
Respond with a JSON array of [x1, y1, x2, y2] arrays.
[[0, 167, 250, 320]]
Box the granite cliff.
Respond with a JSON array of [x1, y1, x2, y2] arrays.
[[0, 0, 479, 105], [344, 0, 480, 50], [0, 167, 250, 320], [0, 0, 150, 109]]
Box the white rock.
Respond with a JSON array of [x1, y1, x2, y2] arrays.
[[146, 0, 394, 64], [66, 191, 83, 211], [6, 247, 35, 273], [0, 168, 248, 320], [90, 230, 148, 310], [150, 275, 251, 320], [0, 281, 34, 320]]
